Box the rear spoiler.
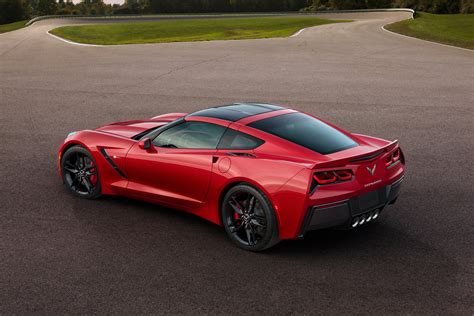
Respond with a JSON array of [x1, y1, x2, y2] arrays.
[[313, 140, 399, 169]]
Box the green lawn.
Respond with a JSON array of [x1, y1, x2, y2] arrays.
[[385, 12, 473, 50], [0, 20, 28, 34], [49, 16, 350, 45]]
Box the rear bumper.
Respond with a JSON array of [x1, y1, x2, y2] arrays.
[[298, 176, 403, 237]]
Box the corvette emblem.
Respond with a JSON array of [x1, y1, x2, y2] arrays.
[[366, 164, 377, 176]]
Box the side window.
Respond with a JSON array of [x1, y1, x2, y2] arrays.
[[153, 121, 226, 149], [218, 128, 264, 150]]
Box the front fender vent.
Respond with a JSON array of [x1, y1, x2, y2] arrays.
[[99, 148, 127, 178]]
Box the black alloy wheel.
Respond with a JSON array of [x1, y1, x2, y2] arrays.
[[61, 146, 101, 199], [222, 184, 279, 251]]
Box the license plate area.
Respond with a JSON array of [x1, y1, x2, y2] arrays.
[[359, 190, 380, 210], [350, 187, 386, 216]]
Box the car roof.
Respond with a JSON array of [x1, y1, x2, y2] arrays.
[[187, 103, 286, 122]]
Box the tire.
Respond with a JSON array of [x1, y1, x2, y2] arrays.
[[61, 146, 101, 199], [221, 184, 280, 251]]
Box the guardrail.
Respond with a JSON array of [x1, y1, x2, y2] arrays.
[[307, 8, 415, 19], [26, 8, 415, 26]]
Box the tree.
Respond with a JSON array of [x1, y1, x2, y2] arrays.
[[460, 0, 473, 13], [0, 0, 27, 24], [37, 0, 57, 15]]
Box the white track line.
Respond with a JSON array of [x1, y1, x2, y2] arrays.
[[381, 25, 472, 52], [47, 29, 102, 47], [47, 24, 310, 47], [290, 27, 307, 37]]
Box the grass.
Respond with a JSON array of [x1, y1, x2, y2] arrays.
[[49, 16, 350, 45], [385, 12, 474, 50], [0, 20, 28, 34]]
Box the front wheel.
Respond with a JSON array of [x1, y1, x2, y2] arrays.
[[221, 184, 279, 251], [61, 146, 101, 199]]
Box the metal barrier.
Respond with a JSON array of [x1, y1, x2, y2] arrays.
[[26, 8, 415, 26]]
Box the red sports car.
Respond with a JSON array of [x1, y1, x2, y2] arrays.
[[58, 103, 405, 251]]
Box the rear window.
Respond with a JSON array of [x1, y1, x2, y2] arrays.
[[248, 113, 357, 155]]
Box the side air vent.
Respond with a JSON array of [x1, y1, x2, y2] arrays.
[[349, 150, 384, 163], [99, 148, 127, 178], [226, 152, 256, 158]]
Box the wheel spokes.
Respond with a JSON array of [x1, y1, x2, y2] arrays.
[[228, 197, 244, 215], [84, 165, 95, 172], [71, 176, 80, 188], [65, 161, 79, 174], [86, 170, 96, 176], [64, 152, 97, 195], [64, 166, 78, 174], [245, 226, 254, 246], [250, 218, 265, 227], [248, 195, 256, 213], [226, 190, 268, 247], [82, 177, 93, 193], [229, 219, 244, 233]]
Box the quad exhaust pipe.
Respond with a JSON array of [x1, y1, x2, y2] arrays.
[[351, 210, 380, 228]]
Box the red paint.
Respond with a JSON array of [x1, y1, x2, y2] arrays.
[[58, 107, 405, 240]]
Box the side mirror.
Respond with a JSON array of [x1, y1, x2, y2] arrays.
[[138, 138, 152, 150]]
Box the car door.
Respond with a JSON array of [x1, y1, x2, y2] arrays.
[[125, 120, 227, 210]]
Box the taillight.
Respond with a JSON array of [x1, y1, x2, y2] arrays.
[[313, 171, 337, 184], [392, 148, 400, 162], [386, 147, 403, 167], [314, 169, 353, 185], [334, 169, 353, 181]]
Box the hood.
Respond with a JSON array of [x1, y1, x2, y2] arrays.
[[95, 113, 187, 138], [96, 120, 168, 138]]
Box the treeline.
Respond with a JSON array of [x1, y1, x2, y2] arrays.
[[0, 0, 312, 23], [306, 0, 473, 13], [0, 0, 116, 23], [1, 0, 472, 25], [116, 0, 312, 14]]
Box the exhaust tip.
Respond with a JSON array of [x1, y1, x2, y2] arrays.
[[359, 215, 366, 225], [351, 217, 359, 228], [372, 210, 380, 219]]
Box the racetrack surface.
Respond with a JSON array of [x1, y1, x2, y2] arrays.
[[0, 12, 472, 314]]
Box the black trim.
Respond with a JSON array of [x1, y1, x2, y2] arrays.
[[298, 200, 349, 238], [299, 177, 404, 237], [187, 103, 284, 122], [99, 148, 127, 178], [387, 160, 401, 169], [132, 126, 160, 141], [349, 150, 384, 162], [226, 152, 256, 158], [136, 118, 185, 141]]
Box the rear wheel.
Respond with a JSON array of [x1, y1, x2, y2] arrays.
[[222, 184, 279, 251], [61, 146, 101, 199]]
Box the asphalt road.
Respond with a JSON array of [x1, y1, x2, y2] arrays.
[[0, 12, 473, 314]]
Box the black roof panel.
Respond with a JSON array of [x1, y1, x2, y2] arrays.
[[188, 103, 285, 122]]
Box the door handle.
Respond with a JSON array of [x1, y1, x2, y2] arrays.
[[212, 156, 219, 163]]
